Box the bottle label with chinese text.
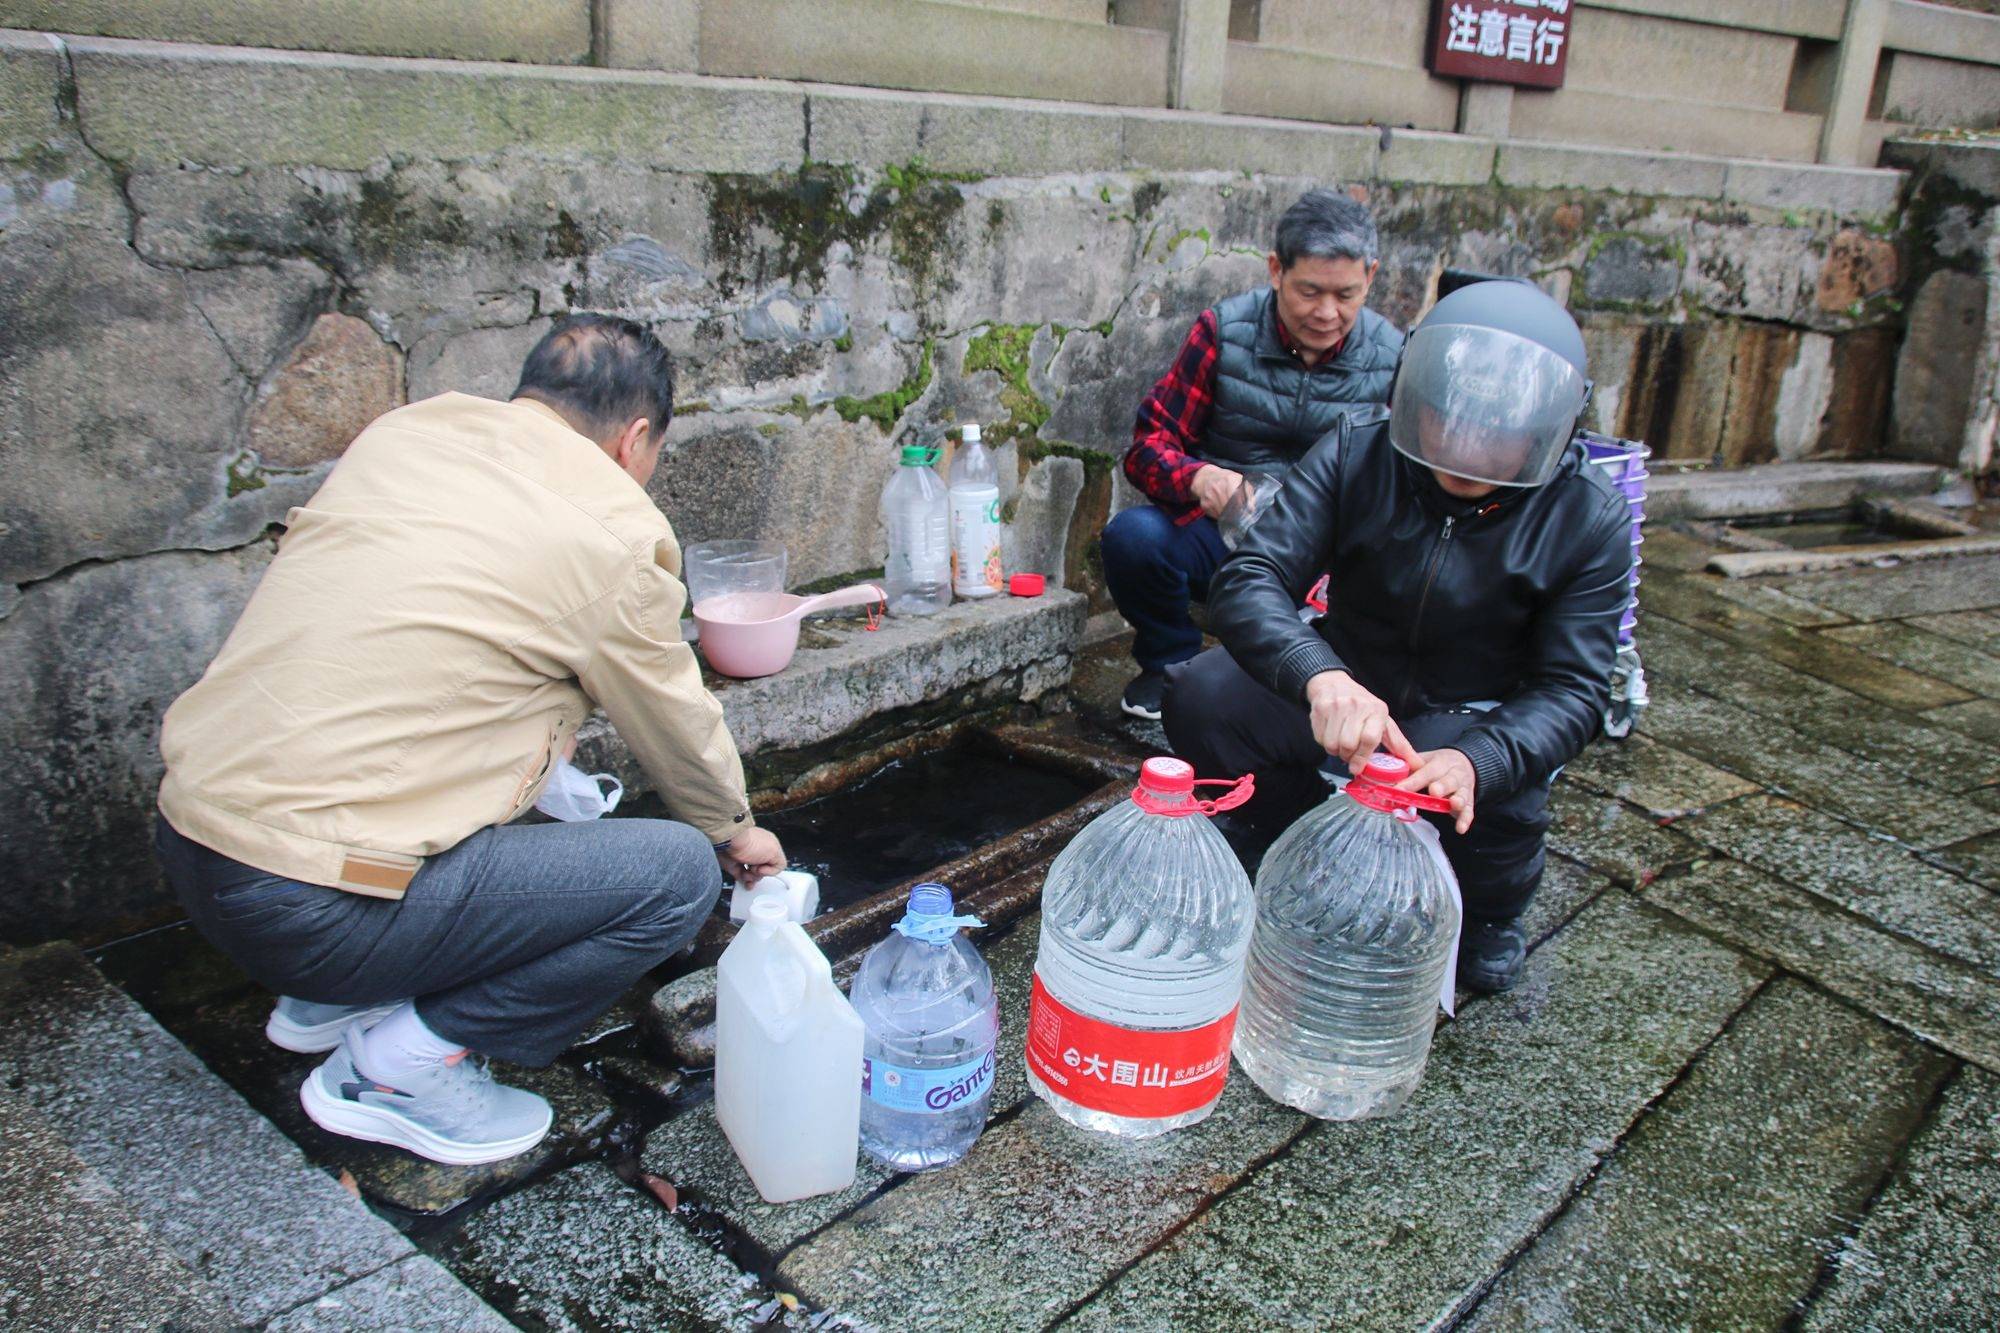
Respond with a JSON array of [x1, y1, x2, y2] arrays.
[[862, 1048, 995, 1115], [1025, 971, 1236, 1118]]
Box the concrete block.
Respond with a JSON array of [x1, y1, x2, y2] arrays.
[[67, 36, 805, 173], [0, 944, 417, 1322], [0, 27, 62, 158], [1883, 134, 2000, 199], [1497, 139, 1728, 198], [1883, 0, 2000, 63], [0, 0, 592, 64], [1509, 87, 1824, 165], [1803, 1065, 2000, 1331], [1222, 39, 1460, 131], [1721, 158, 1906, 219], [1644, 459, 1949, 520], [699, 0, 1170, 108], [0, 1090, 238, 1330], [266, 1257, 513, 1333], [1121, 106, 1377, 179], [1564, 4, 1800, 111], [654, 591, 1084, 761], [810, 86, 1125, 176], [1257, 0, 1430, 65], [1457, 82, 1513, 139], [1776, 551, 2000, 622], [1375, 128, 1496, 186], [1893, 269, 1989, 470], [597, 0, 700, 72], [1169, 0, 1228, 112], [1467, 980, 1950, 1331]]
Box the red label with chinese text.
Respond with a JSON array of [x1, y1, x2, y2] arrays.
[[1026, 972, 1236, 1119]]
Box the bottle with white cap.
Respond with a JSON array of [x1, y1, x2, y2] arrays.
[[714, 894, 865, 1202], [948, 423, 1004, 598]]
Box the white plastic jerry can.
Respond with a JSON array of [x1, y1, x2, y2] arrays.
[[715, 895, 866, 1203]]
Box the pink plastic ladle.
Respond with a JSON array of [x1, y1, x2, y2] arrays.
[[693, 583, 886, 679]]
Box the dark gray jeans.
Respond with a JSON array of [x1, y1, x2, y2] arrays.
[[155, 815, 721, 1066], [1162, 646, 1553, 923]]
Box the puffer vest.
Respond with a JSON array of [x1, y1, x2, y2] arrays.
[[1200, 287, 1404, 474]]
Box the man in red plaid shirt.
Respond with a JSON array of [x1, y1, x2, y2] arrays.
[[1106, 190, 1405, 719]]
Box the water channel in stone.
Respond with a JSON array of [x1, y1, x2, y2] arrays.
[[614, 744, 1094, 914]]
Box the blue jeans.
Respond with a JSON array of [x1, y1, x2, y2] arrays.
[[155, 816, 721, 1066], [1101, 505, 1230, 673]]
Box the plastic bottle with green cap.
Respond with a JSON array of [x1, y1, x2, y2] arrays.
[[880, 442, 952, 615]]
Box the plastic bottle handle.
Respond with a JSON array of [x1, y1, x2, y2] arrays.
[[1345, 773, 1456, 821], [1132, 772, 1256, 817]]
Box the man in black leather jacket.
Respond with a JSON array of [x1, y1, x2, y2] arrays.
[[1162, 281, 1633, 992]]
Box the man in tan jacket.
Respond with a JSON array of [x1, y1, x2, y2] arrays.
[[155, 314, 784, 1165]]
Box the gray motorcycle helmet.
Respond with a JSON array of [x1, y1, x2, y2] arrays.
[[1388, 280, 1591, 488]]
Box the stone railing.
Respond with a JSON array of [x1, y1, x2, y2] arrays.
[[5, 0, 1998, 165]]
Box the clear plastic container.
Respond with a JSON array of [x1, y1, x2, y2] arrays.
[[853, 883, 998, 1172], [1217, 471, 1282, 551], [714, 896, 865, 1202], [1234, 754, 1463, 1122], [1026, 758, 1257, 1138], [683, 540, 788, 609], [949, 424, 1004, 599], [881, 444, 952, 616]]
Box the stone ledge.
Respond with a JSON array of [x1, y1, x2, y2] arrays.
[[0, 0, 591, 66], [577, 590, 1086, 777], [34, 29, 1908, 213], [1648, 461, 1952, 521], [63, 33, 807, 173]]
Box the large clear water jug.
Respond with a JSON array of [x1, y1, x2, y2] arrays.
[[715, 895, 865, 1202], [1234, 754, 1463, 1122], [853, 883, 998, 1172], [1026, 757, 1257, 1138], [881, 444, 952, 616]]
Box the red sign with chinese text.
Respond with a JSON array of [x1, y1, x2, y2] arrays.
[[1025, 972, 1237, 1119], [1428, 0, 1572, 90]]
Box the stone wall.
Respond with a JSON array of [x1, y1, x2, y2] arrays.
[[0, 31, 1914, 942]]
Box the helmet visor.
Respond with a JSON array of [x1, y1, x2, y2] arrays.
[[1388, 323, 1588, 488]]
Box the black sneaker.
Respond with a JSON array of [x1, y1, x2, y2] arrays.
[[1120, 670, 1168, 721], [1457, 916, 1528, 994]]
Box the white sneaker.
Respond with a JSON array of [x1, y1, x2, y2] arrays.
[[300, 1029, 554, 1166], [265, 996, 403, 1053]]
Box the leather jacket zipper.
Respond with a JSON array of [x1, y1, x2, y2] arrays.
[[1397, 513, 1456, 716]]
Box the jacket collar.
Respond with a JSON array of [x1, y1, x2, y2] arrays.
[[1253, 288, 1354, 369]]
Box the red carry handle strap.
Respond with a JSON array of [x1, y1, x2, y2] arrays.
[[1345, 770, 1455, 820], [1132, 773, 1256, 817]]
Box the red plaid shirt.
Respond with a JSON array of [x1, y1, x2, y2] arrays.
[[1125, 308, 1345, 525]]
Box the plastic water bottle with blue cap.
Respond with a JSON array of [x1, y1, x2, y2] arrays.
[[852, 883, 998, 1171]]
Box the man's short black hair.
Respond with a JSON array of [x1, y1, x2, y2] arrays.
[[1274, 189, 1380, 269], [513, 313, 675, 442]]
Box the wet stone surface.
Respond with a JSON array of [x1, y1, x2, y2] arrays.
[[1927, 697, 2000, 750], [1639, 616, 2000, 790], [1646, 858, 2000, 1072], [1824, 620, 2000, 699], [1641, 571, 1974, 711], [1776, 553, 2000, 622], [1677, 793, 2000, 975], [1639, 686, 2000, 849], [1561, 731, 1763, 819], [1802, 1065, 2000, 1332], [1545, 783, 1700, 888], [1906, 609, 2000, 656], [1465, 979, 1952, 1331], [1065, 894, 1770, 1331], [443, 1162, 771, 1332]]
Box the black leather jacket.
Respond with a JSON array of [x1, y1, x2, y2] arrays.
[[1208, 409, 1634, 801]]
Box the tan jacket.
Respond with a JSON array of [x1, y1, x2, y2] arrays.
[[158, 392, 753, 898]]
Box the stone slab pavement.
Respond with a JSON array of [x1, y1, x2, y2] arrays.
[[70, 519, 2000, 1330]]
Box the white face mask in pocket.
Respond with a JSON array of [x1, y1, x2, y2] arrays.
[[534, 758, 624, 822]]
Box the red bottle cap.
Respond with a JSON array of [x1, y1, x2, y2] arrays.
[[1139, 756, 1194, 794], [1008, 573, 1045, 597]]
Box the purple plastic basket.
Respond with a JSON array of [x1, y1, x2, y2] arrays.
[[1582, 431, 1648, 645]]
